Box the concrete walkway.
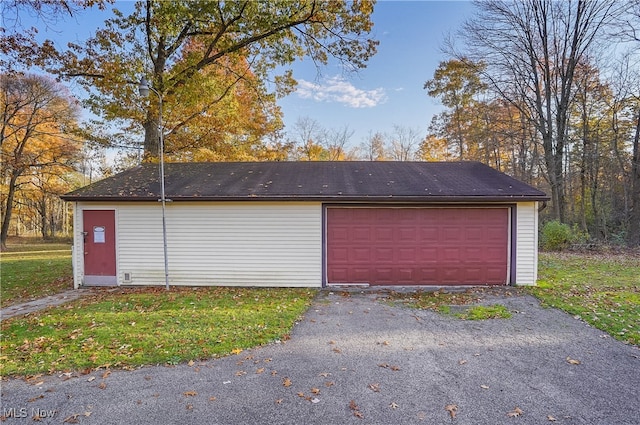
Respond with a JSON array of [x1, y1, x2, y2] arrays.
[[1, 290, 639, 424], [1, 289, 95, 320]]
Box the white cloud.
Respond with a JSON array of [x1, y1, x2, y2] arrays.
[[296, 76, 386, 108]]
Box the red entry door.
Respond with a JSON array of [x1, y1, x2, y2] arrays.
[[83, 210, 117, 285]]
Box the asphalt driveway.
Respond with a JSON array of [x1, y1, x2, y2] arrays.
[[1, 290, 638, 424]]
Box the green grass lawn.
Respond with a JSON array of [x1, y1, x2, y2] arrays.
[[1, 244, 73, 307], [529, 252, 640, 346], [1, 245, 637, 377], [1, 287, 316, 376]]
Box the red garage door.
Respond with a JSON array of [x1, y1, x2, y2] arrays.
[[326, 207, 509, 286]]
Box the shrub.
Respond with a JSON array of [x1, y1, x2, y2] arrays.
[[540, 220, 586, 251]]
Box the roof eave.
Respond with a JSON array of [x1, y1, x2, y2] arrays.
[[60, 195, 550, 203]]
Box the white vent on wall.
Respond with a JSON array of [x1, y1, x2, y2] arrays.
[[123, 272, 132, 283]]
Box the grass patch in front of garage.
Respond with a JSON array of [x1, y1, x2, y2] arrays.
[[389, 290, 512, 320], [0, 287, 316, 377], [529, 252, 639, 346], [387, 289, 479, 311], [440, 304, 512, 320]]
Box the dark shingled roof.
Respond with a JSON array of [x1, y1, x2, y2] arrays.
[[61, 161, 548, 202]]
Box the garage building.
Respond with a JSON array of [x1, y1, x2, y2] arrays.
[[61, 161, 548, 288]]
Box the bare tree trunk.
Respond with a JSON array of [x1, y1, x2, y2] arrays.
[[628, 108, 640, 247], [0, 172, 19, 250], [143, 109, 161, 162]]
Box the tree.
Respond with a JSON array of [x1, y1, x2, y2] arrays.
[[389, 125, 420, 161], [0, 74, 81, 249], [52, 0, 378, 160], [459, 0, 619, 222], [359, 131, 387, 161], [0, 0, 110, 73], [289, 117, 328, 161], [424, 59, 486, 159]]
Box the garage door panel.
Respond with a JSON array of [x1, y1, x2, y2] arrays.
[[352, 248, 370, 262], [327, 207, 508, 286]]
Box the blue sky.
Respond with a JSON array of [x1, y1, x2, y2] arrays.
[[25, 0, 477, 151], [280, 0, 476, 146]]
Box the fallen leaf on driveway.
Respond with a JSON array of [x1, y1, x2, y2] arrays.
[[98, 382, 107, 390], [283, 377, 292, 387], [311, 388, 320, 395], [547, 415, 557, 421], [507, 407, 524, 417], [390, 402, 399, 409], [350, 399, 364, 418], [566, 357, 581, 365], [183, 391, 197, 397], [445, 404, 457, 418], [368, 383, 380, 392], [480, 385, 489, 389], [459, 359, 467, 365]]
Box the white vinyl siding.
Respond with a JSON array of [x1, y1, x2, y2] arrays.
[[515, 202, 539, 285], [75, 201, 322, 287]]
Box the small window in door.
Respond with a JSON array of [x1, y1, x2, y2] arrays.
[[93, 226, 106, 243]]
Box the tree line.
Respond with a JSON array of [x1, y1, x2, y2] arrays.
[[423, 0, 639, 247], [1, 0, 639, 248]]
